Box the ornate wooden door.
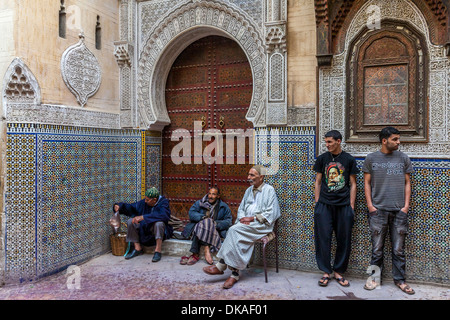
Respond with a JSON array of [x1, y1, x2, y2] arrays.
[[162, 36, 253, 221]]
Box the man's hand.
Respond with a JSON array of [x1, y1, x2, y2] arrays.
[[113, 204, 120, 212], [239, 217, 254, 225], [132, 216, 144, 224], [368, 205, 377, 214]]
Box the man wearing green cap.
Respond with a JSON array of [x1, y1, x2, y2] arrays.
[[113, 187, 173, 262]]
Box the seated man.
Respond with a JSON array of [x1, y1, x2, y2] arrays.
[[203, 165, 281, 289], [113, 187, 173, 262], [180, 187, 232, 265]]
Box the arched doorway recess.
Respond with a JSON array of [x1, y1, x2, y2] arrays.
[[162, 35, 253, 221]]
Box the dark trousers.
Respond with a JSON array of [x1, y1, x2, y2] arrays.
[[190, 230, 227, 254], [126, 219, 165, 243], [368, 209, 408, 283], [190, 235, 208, 254], [314, 202, 354, 274]]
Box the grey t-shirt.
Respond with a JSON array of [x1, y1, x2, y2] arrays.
[[362, 150, 413, 211]]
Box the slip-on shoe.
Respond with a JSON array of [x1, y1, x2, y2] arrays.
[[203, 265, 224, 275], [223, 277, 238, 289], [125, 249, 143, 260], [152, 252, 162, 262]]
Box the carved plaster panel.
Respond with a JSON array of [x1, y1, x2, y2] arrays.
[[287, 104, 316, 127], [139, 0, 175, 44], [61, 33, 102, 107], [264, 0, 287, 126], [119, 0, 138, 128], [266, 103, 287, 125], [318, 0, 450, 158], [2, 57, 118, 129], [114, 41, 132, 67], [2, 58, 41, 118], [227, 0, 263, 27], [114, 40, 135, 127], [266, 25, 287, 53]]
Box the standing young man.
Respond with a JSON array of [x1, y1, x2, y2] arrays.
[[362, 127, 415, 295], [313, 130, 359, 287]]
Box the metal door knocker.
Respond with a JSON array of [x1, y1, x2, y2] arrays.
[[218, 116, 225, 128]]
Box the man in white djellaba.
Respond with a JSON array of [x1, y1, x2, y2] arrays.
[[203, 165, 281, 289]]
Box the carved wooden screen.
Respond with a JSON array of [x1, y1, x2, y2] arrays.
[[162, 36, 253, 221], [346, 22, 428, 142]]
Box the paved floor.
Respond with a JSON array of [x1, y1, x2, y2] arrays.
[[0, 252, 448, 301]]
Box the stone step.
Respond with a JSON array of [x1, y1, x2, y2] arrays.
[[143, 238, 191, 256], [142, 231, 208, 258]]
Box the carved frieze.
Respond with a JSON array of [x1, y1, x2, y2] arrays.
[[6, 104, 120, 129], [61, 33, 102, 107]]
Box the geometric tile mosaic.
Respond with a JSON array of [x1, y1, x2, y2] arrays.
[[254, 127, 450, 285], [5, 131, 37, 283], [4, 123, 449, 285], [5, 123, 142, 283], [254, 127, 317, 271], [144, 131, 162, 193]]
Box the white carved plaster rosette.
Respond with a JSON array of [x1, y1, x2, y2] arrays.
[[61, 33, 102, 107]]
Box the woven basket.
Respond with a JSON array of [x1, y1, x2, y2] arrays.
[[110, 232, 128, 256]]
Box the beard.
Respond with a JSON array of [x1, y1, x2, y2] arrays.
[[387, 144, 399, 151]]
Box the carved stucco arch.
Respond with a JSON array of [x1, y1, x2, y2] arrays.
[[137, 0, 266, 130]]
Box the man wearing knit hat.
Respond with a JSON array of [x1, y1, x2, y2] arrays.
[[113, 187, 173, 262]]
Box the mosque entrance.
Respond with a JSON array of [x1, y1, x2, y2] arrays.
[[162, 35, 253, 221]]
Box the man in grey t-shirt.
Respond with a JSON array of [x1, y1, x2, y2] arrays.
[[362, 127, 415, 295]]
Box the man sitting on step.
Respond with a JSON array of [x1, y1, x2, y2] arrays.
[[180, 186, 232, 266], [113, 187, 173, 262]]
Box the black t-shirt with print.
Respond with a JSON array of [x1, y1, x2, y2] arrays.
[[313, 151, 359, 206]]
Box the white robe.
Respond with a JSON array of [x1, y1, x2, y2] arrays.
[[216, 183, 281, 270]]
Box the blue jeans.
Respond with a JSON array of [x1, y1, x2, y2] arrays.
[[368, 209, 408, 283]]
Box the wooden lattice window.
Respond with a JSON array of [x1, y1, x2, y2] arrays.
[[346, 21, 428, 142], [59, 0, 66, 39], [95, 16, 101, 50]]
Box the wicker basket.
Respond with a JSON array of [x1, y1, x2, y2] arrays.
[[110, 232, 128, 256]]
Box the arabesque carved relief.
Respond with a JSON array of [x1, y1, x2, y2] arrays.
[[61, 32, 102, 107]]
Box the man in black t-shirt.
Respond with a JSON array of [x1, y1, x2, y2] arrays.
[[313, 130, 359, 287]]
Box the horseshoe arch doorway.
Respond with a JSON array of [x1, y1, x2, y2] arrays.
[[161, 35, 254, 221]]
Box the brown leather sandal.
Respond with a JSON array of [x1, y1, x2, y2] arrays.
[[318, 276, 331, 287], [396, 282, 415, 295]]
